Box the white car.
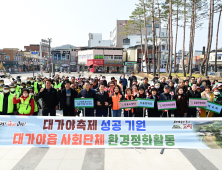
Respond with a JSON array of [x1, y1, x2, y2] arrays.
[[0, 70, 10, 78]]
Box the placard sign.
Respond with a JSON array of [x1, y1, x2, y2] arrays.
[[136, 98, 154, 108], [119, 100, 138, 109], [74, 98, 94, 108], [157, 100, 177, 110], [189, 98, 207, 108]]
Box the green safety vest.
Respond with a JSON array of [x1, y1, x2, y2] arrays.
[[31, 95, 38, 112], [0, 93, 14, 113], [18, 95, 32, 114], [15, 85, 20, 93], [10, 92, 20, 109], [42, 84, 45, 89], [34, 82, 38, 93], [54, 83, 61, 91]]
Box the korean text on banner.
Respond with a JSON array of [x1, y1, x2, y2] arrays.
[[1, 116, 222, 149], [74, 98, 94, 108], [206, 101, 222, 114], [157, 100, 176, 110], [189, 98, 207, 108], [119, 100, 138, 109], [136, 98, 154, 108]]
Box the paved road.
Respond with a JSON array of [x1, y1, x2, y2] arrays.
[[1, 72, 222, 170]]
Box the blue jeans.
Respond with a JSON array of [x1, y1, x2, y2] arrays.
[[111, 109, 121, 117]]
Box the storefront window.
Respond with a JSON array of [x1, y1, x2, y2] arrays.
[[4, 56, 10, 60], [58, 54, 61, 60], [62, 54, 66, 60], [54, 55, 57, 60]]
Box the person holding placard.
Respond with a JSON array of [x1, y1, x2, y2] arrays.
[[124, 88, 134, 117], [186, 83, 201, 117], [147, 88, 161, 117], [109, 85, 123, 117], [213, 96, 222, 117], [159, 85, 173, 117], [95, 83, 109, 117], [200, 85, 214, 117], [174, 87, 188, 117], [134, 87, 146, 117], [78, 81, 96, 117]]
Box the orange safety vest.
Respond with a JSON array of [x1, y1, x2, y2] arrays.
[[112, 93, 121, 110], [125, 94, 134, 112]]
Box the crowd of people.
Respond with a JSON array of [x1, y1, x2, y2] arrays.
[[0, 72, 222, 117]]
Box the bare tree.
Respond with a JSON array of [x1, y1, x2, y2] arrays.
[[182, 0, 186, 76], [214, 3, 222, 72]]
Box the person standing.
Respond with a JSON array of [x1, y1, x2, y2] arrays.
[[186, 83, 201, 117], [205, 76, 211, 86], [172, 75, 179, 84], [124, 88, 134, 117], [109, 85, 123, 117], [174, 87, 188, 117], [139, 77, 150, 91], [128, 72, 137, 87], [0, 85, 15, 115], [95, 83, 109, 117], [200, 85, 214, 117], [78, 81, 96, 117], [13, 88, 35, 116], [152, 74, 159, 84], [147, 88, 161, 117], [58, 81, 78, 116], [120, 74, 128, 94], [134, 87, 146, 117], [39, 79, 59, 116], [159, 85, 173, 117], [28, 87, 39, 116]]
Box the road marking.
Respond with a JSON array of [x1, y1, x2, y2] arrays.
[[82, 148, 105, 170], [179, 149, 219, 170], [12, 148, 49, 170]]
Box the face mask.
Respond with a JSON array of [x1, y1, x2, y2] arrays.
[[20, 86, 23, 89], [29, 93, 33, 96], [214, 92, 220, 95], [31, 81, 33, 83], [155, 86, 160, 88], [3, 89, 9, 93], [17, 82, 21, 84], [10, 88, 15, 92], [23, 93, 28, 97]]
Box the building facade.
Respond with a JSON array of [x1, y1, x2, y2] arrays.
[[209, 50, 222, 72], [77, 47, 123, 73], [0, 48, 24, 72], [88, 33, 112, 47]]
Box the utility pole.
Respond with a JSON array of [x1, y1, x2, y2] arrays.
[[152, 0, 156, 76], [48, 38, 51, 77]]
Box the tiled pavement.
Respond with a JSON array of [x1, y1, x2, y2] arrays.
[[0, 147, 222, 170]]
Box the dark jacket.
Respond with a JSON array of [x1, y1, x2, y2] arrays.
[[174, 94, 188, 115], [139, 83, 150, 91], [38, 87, 59, 109], [172, 78, 179, 84], [77, 88, 96, 98], [160, 82, 168, 92], [95, 91, 109, 110], [134, 93, 146, 113], [186, 90, 201, 99], [169, 86, 176, 97], [58, 88, 78, 108], [152, 77, 159, 84], [159, 92, 173, 101], [128, 76, 137, 87], [147, 95, 161, 117]]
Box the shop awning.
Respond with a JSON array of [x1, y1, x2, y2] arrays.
[[94, 64, 104, 66], [85, 63, 93, 66]]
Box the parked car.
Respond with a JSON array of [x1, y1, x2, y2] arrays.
[[0, 70, 10, 78]]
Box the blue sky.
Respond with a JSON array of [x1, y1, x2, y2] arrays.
[[0, 0, 221, 52]]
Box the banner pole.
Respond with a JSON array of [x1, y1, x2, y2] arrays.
[[128, 110, 129, 117], [84, 108, 85, 117]]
